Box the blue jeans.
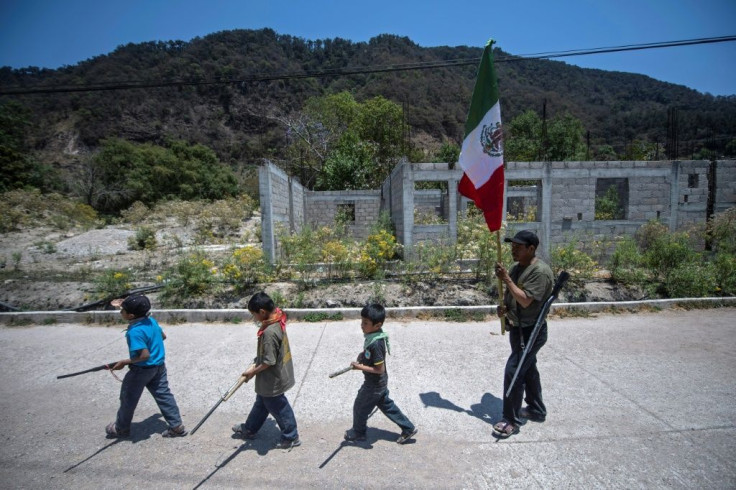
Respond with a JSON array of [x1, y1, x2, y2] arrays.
[[244, 394, 299, 441], [352, 385, 415, 436], [116, 364, 183, 432]]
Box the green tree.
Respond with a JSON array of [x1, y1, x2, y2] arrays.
[[433, 142, 460, 166], [546, 113, 585, 161], [504, 110, 586, 162], [504, 110, 541, 161], [78, 138, 238, 212], [0, 101, 56, 191]]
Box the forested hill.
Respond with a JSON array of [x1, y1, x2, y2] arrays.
[[1, 28, 735, 167]]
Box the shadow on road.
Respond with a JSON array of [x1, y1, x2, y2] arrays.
[[63, 414, 167, 473], [192, 420, 278, 489], [419, 391, 502, 426]]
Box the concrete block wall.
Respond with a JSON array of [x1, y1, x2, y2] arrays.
[[259, 161, 307, 262], [259, 160, 736, 263], [305, 190, 381, 240], [716, 161, 736, 213]]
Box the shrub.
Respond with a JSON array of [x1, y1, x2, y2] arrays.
[[321, 240, 352, 279], [456, 213, 512, 286], [95, 270, 132, 299], [121, 201, 149, 224], [709, 207, 736, 254], [0, 189, 99, 231], [609, 237, 648, 285], [358, 229, 400, 278], [549, 239, 597, 283], [222, 247, 269, 289], [713, 253, 736, 296], [644, 231, 698, 279], [161, 251, 217, 301], [635, 220, 668, 250], [411, 240, 458, 277], [664, 261, 717, 298], [128, 226, 157, 251]]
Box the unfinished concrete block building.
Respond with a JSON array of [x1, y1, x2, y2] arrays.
[[259, 159, 736, 262]]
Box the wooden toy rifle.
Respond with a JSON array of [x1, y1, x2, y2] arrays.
[[190, 365, 255, 435], [57, 362, 117, 379], [505, 271, 569, 398], [328, 366, 353, 378]]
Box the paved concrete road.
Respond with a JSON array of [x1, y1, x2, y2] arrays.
[[1, 308, 734, 489]]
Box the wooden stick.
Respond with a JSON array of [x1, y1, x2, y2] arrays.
[[496, 230, 506, 335]]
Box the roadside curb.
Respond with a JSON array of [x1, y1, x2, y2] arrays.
[[0, 297, 734, 325]]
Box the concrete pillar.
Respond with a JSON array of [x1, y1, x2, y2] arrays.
[[448, 178, 458, 243], [403, 165, 414, 258], [259, 164, 276, 263], [669, 160, 680, 232], [541, 162, 552, 258]]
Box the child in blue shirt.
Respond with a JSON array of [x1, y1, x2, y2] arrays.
[[105, 295, 187, 438]]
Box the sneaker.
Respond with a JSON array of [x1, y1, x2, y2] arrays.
[[344, 429, 367, 442], [396, 428, 418, 444], [105, 422, 130, 438], [232, 424, 257, 440], [162, 425, 188, 438], [274, 438, 301, 450]]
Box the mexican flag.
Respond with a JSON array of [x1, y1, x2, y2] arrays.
[[458, 40, 505, 232]]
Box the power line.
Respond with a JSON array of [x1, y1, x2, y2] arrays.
[[1, 35, 734, 96]]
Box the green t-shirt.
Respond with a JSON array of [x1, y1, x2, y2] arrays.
[[254, 322, 295, 397], [504, 259, 554, 328]]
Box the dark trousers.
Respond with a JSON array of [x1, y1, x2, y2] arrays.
[[116, 364, 183, 432], [503, 323, 548, 425], [244, 393, 299, 441], [352, 385, 415, 435]]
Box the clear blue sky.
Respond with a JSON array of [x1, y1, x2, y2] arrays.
[[1, 0, 735, 95]]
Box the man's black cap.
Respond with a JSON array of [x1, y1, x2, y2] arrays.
[[121, 295, 151, 317], [504, 230, 539, 248]]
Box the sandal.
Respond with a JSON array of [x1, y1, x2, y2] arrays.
[[520, 407, 546, 422], [105, 422, 129, 438], [232, 424, 256, 440], [161, 425, 188, 438], [492, 420, 519, 438]]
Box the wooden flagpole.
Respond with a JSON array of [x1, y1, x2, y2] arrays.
[[495, 230, 506, 335]]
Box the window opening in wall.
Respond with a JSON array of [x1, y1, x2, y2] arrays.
[[506, 180, 540, 222], [688, 173, 699, 188], [414, 181, 448, 224], [595, 178, 628, 220], [336, 203, 355, 223]]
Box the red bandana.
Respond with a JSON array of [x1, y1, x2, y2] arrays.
[[256, 308, 287, 337]]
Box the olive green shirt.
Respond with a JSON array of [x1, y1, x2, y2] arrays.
[[254, 322, 295, 397], [504, 259, 554, 328]]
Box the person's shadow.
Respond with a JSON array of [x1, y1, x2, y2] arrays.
[[192, 420, 279, 489], [419, 391, 502, 426], [64, 414, 168, 473]]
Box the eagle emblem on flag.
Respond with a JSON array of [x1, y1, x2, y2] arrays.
[[480, 122, 503, 157]]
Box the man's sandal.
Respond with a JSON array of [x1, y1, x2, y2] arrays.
[[492, 420, 519, 438], [161, 425, 188, 438], [105, 422, 130, 438]]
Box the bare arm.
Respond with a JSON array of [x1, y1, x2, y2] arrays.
[[111, 348, 151, 370], [495, 262, 533, 309], [350, 361, 386, 374]]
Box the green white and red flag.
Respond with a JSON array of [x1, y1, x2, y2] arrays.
[[458, 40, 505, 232]]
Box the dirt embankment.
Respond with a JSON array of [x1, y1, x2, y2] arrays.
[[0, 217, 641, 312]]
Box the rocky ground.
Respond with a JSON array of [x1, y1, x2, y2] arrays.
[[0, 214, 643, 312]]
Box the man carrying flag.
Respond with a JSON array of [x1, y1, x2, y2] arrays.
[[457, 40, 507, 334]]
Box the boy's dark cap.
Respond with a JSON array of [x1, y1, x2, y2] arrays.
[[121, 295, 151, 317], [504, 230, 539, 247]]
